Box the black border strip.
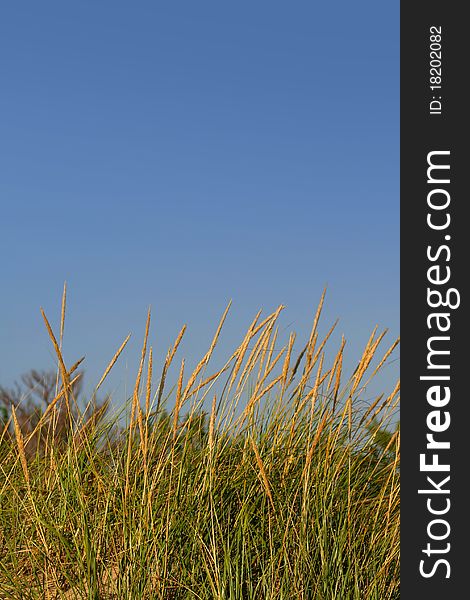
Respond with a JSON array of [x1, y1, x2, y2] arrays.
[[401, 3, 467, 596]]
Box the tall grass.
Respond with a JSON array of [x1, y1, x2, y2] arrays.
[[0, 292, 399, 599]]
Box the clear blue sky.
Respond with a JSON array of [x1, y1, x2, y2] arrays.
[[0, 1, 399, 406]]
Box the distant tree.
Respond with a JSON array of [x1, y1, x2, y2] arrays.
[[0, 369, 108, 457], [180, 410, 210, 451], [0, 405, 8, 429], [365, 417, 400, 463]]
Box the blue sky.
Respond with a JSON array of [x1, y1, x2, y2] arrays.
[[0, 1, 399, 406]]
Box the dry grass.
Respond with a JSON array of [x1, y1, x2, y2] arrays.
[[0, 292, 399, 599]]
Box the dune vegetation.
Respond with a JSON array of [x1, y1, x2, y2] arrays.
[[0, 289, 399, 599]]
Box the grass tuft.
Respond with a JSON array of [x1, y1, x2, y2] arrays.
[[0, 294, 399, 599]]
